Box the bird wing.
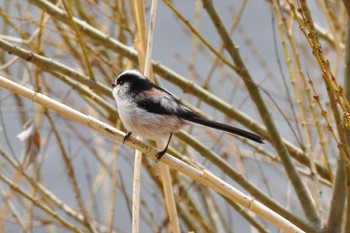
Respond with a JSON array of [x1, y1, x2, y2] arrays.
[[136, 93, 190, 116], [135, 82, 196, 117], [135, 83, 264, 143]]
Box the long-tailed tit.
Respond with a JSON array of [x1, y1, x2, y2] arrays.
[[112, 70, 264, 161]]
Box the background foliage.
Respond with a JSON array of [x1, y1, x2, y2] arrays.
[[0, 0, 350, 232]]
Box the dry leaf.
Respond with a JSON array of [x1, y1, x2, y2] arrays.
[[17, 119, 41, 168]]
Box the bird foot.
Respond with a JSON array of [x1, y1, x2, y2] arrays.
[[123, 131, 132, 144], [156, 149, 167, 162]]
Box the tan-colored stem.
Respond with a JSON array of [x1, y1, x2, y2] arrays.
[[0, 76, 305, 233]]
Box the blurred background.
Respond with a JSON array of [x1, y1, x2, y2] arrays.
[[0, 0, 348, 232]]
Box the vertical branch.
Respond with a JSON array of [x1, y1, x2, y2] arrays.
[[131, 1, 146, 232], [108, 141, 119, 232], [344, 18, 350, 233], [144, 0, 158, 78], [132, 1, 180, 232], [157, 140, 181, 233], [145, 1, 181, 232], [131, 0, 148, 232], [323, 156, 346, 233], [132, 149, 142, 233], [132, 0, 148, 73]]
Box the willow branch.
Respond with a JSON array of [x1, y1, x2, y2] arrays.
[[0, 76, 305, 233]]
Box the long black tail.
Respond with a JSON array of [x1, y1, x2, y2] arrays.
[[184, 116, 264, 144]]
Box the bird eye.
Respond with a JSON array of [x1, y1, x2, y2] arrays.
[[117, 79, 124, 85]]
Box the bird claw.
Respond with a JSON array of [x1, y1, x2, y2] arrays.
[[156, 150, 166, 162], [123, 131, 132, 144], [155, 133, 173, 162]]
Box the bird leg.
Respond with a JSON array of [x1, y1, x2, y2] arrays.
[[156, 133, 173, 162], [123, 131, 132, 144]]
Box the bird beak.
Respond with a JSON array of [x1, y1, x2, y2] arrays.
[[111, 83, 116, 88]]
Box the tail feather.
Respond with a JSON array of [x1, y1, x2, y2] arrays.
[[184, 116, 264, 144]]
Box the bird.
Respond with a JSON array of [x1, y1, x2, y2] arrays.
[[112, 70, 264, 161]]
